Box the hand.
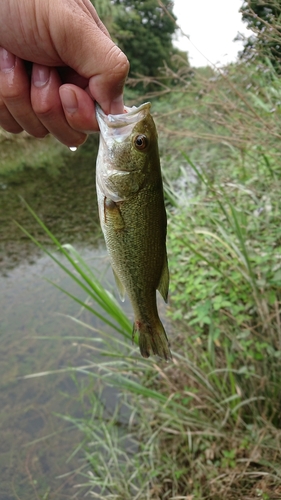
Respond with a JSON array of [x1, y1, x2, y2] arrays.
[[0, 0, 129, 146]]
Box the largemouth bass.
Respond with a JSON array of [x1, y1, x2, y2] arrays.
[[96, 102, 172, 360]]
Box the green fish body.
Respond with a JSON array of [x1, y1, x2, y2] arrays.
[[96, 103, 171, 360]]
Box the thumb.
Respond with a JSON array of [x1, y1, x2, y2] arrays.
[[51, 5, 129, 114], [74, 27, 129, 115], [88, 41, 129, 115]]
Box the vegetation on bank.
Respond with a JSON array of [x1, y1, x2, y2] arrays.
[[71, 55, 281, 498], [0, 128, 101, 177], [0, 130, 68, 176], [92, 0, 188, 82], [20, 54, 281, 499], [241, 0, 281, 73], [4, 2, 281, 496]]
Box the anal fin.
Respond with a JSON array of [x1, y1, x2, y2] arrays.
[[157, 251, 169, 303], [112, 268, 126, 302]]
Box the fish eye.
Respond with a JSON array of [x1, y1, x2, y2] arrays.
[[134, 134, 148, 151]]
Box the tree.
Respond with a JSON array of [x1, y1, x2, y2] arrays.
[[240, 0, 281, 71], [93, 0, 186, 80], [92, 0, 117, 34], [113, 0, 177, 77]]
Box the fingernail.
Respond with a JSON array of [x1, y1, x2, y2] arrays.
[[32, 64, 50, 87], [0, 48, 15, 72], [60, 87, 78, 114]]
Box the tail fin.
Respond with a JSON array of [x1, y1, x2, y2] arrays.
[[133, 319, 172, 361]]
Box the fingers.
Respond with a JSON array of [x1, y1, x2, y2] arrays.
[[0, 48, 90, 146], [50, 8, 129, 115], [59, 84, 98, 132], [0, 97, 22, 134], [0, 47, 48, 136], [0, 0, 130, 143], [31, 64, 88, 147], [0, 53, 97, 145]]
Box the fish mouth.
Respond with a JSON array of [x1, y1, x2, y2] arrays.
[[96, 102, 151, 127], [96, 102, 152, 147], [96, 102, 151, 139]]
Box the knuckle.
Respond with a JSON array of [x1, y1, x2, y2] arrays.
[[0, 85, 25, 103], [32, 102, 54, 118], [107, 45, 129, 80], [0, 101, 23, 133], [0, 121, 23, 134]]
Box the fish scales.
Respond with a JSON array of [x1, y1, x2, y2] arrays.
[[96, 102, 172, 360], [104, 186, 165, 317]]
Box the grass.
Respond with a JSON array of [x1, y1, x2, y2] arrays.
[[85, 56, 281, 497], [23, 132, 281, 498], [18, 35, 281, 499], [0, 132, 68, 176], [17, 203, 132, 340]]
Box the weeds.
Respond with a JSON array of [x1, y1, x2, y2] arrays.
[[23, 208, 281, 498], [0, 133, 66, 175], [21, 30, 281, 499]]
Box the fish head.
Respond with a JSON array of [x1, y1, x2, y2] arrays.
[[96, 103, 160, 201]]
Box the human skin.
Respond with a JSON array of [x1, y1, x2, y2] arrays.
[[0, 0, 129, 146]]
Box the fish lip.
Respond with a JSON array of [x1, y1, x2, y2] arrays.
[[96, 102, 152, 143], [96, 102, 151, 129]]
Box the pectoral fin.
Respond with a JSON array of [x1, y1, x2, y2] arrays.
[[112, 268, 126, 302], [157, 252, 169, 303], [104, 197, 125, 230]]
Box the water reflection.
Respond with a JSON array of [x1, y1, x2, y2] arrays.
[[0, 140, 101, 275], [0, 246, 116, 499], [0, 144, 118, 499]]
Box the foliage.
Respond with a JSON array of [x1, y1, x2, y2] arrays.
[[17, 202, 133, 340], [22, 25, 281, 498], [90, 0, 117, 34], [0, 133, 66, 175], [240, 0, 281, 71], [113, 0, 177, 77], [168, 154, 281, 363], [66, 345, 281, 499], [92, 0, 187, 83], [81, 53, 281, 497]]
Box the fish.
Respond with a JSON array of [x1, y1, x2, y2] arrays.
[[96, 102, 172, 360]]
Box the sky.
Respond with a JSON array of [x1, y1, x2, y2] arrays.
[[172, 0, 250, 67]]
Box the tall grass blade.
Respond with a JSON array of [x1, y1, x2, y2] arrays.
[[16, 201, 133, 341]]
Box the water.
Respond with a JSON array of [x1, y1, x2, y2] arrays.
[[0, 143, 118, 499]]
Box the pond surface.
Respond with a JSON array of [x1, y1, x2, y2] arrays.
[[0, 141, 126, 499]]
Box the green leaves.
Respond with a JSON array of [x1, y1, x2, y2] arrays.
[[93, 0, 182, 83], [16, 201, 133, 341], [167, 143, 281, 368]]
